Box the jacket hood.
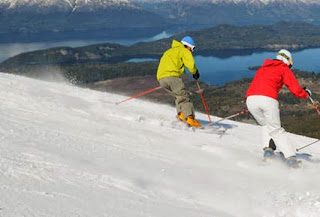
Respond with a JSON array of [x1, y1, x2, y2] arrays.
[[171, 40, 184, 48], [262, 59, 288, 68]]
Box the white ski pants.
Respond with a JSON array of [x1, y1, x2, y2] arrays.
[[246, 95, 295, 159]]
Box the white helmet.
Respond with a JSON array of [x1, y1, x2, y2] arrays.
[[276, 49, 293, 67]]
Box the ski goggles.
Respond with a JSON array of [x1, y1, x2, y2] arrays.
[[278, 52, 294, 67], [182, 41, 196, 52]]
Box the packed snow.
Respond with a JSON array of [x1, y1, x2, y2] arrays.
[[0, 72, 320, 217]]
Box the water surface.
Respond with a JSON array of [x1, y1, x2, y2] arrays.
[[0, 31, 172, 63]]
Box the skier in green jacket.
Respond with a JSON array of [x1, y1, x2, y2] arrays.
[[157, 36, 201, 128]]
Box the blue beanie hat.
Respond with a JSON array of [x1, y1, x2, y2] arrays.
[[181, 36, 195, 49]]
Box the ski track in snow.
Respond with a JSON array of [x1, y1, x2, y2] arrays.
[[0, 72, 320, 217]]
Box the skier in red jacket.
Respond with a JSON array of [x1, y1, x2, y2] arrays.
[[246, 49, 312, 167]]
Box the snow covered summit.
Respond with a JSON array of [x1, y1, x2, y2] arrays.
[[0, 72, 320, 217], [1, 0, 132, 11]]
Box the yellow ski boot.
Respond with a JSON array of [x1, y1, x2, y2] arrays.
[[186, 116, 202, 128], [177, 112, 185, 122]]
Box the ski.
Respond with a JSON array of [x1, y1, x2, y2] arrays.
[[263, 151, 312, 168], [171, 120, 227, 135], [202, 122, 227, 131], [192, 126, 227, 135]]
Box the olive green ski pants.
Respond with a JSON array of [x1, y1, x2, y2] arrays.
[[159, 76, 194, 118]]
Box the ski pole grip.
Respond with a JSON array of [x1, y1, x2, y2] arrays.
[[309, 96, 320, 116]]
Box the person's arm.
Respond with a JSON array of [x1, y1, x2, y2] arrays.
[[182, 49, 197, 74], [283, 68, 309, 99]]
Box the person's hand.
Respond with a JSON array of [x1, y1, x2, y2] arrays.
[[193, 70, 200, 80], [304, 87, 312, 96]]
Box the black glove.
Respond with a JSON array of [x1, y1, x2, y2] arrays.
[[304, 87, 312, 96], [193, 70, 200, 80]]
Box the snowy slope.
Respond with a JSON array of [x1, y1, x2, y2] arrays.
[[1, 72, 320, 217]]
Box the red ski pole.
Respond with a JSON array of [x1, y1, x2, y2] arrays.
[[309, 96, 320, 116], [196, 81, 212, 122], [116, 86, 162, 105]]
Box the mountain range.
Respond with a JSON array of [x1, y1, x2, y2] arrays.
[[0, 0, 165, 42], [132, 0, 320, 27], [2, 22, 320, 67], [0, 0, 320, 42], [0, 0, 133, 12]]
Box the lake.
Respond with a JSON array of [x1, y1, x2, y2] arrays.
[[1, 34, 319, 86], [196, 48, 320, 85], [0, 31, 172, 63], [126, 48, 320, 85]]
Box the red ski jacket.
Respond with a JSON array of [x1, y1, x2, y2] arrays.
[[246, 59, 308, 100]]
